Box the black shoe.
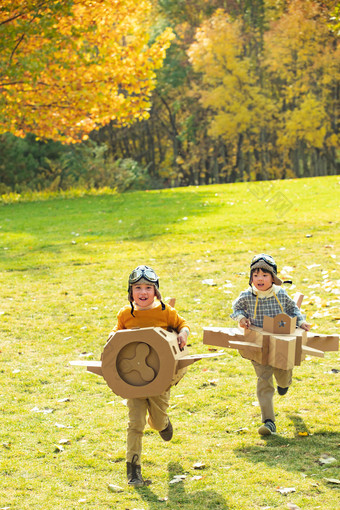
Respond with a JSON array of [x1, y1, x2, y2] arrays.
[[159, 419, 173, 441], [258, 419, 276, 436], [126, 455, 151, 487], [277, 386, 289, 395]]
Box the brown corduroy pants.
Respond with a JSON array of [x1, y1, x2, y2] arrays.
[[126, 389, 171, 464], [251, 361, 293, 422]]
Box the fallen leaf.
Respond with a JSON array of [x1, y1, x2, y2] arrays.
[[281, 266, 295, 274], [276, 487, 296, 495], [191, 475, 203, 481], [202, 279, 216, 286], [324, 478, 340, 484], [208, 379, 218, 386], [108, 484, 124, 493], [298, 432, 309, 437], [30, 407, 55, 414], [318, 454, 337, 465], [193, 462, 205, 470], [169, 474, 187, 484], [59, 439, 70, 445]]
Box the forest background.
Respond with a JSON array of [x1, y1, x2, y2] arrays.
[[0, 0, 339, 194]]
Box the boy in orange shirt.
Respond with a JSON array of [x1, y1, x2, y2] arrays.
[[108, 265, 190, 486]]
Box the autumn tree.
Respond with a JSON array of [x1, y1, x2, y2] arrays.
[[187, 10, 277, 181], [264, 0, 340, 176], [92, 1, 279, 186], [0, 0, 174, 142]]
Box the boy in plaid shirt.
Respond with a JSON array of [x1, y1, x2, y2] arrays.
[[231, 254, 310, 435]]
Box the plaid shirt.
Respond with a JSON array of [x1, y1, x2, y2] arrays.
[[230, 287, 305, 328]]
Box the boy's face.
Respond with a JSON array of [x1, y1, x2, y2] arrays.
[[252, 268, 273, 291], [132, 283, 156, 308]]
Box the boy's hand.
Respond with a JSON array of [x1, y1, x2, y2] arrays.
[[177, 331, 188, 351], [239, 317, 251, 329], [299, 322, 311, 331]]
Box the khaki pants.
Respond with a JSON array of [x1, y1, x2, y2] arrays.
[[126, 389, 171, 463], [251, 361, 292, 422]]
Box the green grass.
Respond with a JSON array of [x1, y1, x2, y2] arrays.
[[1, 175, 339, 510]]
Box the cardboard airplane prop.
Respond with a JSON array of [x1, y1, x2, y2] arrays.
[[71, 327, 223, 398], [203, 294, 338, 370]]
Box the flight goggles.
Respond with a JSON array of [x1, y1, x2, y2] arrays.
[[250, 254, 277, 273], [128, 265, 159, 286]]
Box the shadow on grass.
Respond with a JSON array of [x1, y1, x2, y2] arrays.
[[136, 461, 229, 509], [234, 414, 340, 475]]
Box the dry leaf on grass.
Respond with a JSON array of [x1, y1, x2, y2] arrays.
[[59, 439, 70, 445], [202, 279, 216, 286], [318, 453, 337, 465], [169, 474, 187, 484], [208, 379, 219, 386], [193, 462, 205, 469], [324, 478, 340, 484], [108, 484, 124, 493], [234, 427, 249, 433], [30, 407, 55, 414], [55, 422, 73, 429], [276, 487, 296, 495]]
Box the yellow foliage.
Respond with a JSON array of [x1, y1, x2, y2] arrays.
[[279, 95, 329, 149], [0, 0, 175, 142], [188, 10, 274, 143]]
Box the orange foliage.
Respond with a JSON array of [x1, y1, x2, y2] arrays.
[[0, 0, 174, 142]]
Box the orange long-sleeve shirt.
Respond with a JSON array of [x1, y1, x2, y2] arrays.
[[111, 302, 189, 333]]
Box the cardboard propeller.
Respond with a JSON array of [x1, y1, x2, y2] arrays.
[[70, 327, 223, 398], [203, 313, 339, 370]]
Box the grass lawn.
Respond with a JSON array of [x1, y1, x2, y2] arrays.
[[0, 175, 339, 510]]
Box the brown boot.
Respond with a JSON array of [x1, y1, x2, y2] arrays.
[[159, 419, 173, 441], [126, 454, 151, 487]]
